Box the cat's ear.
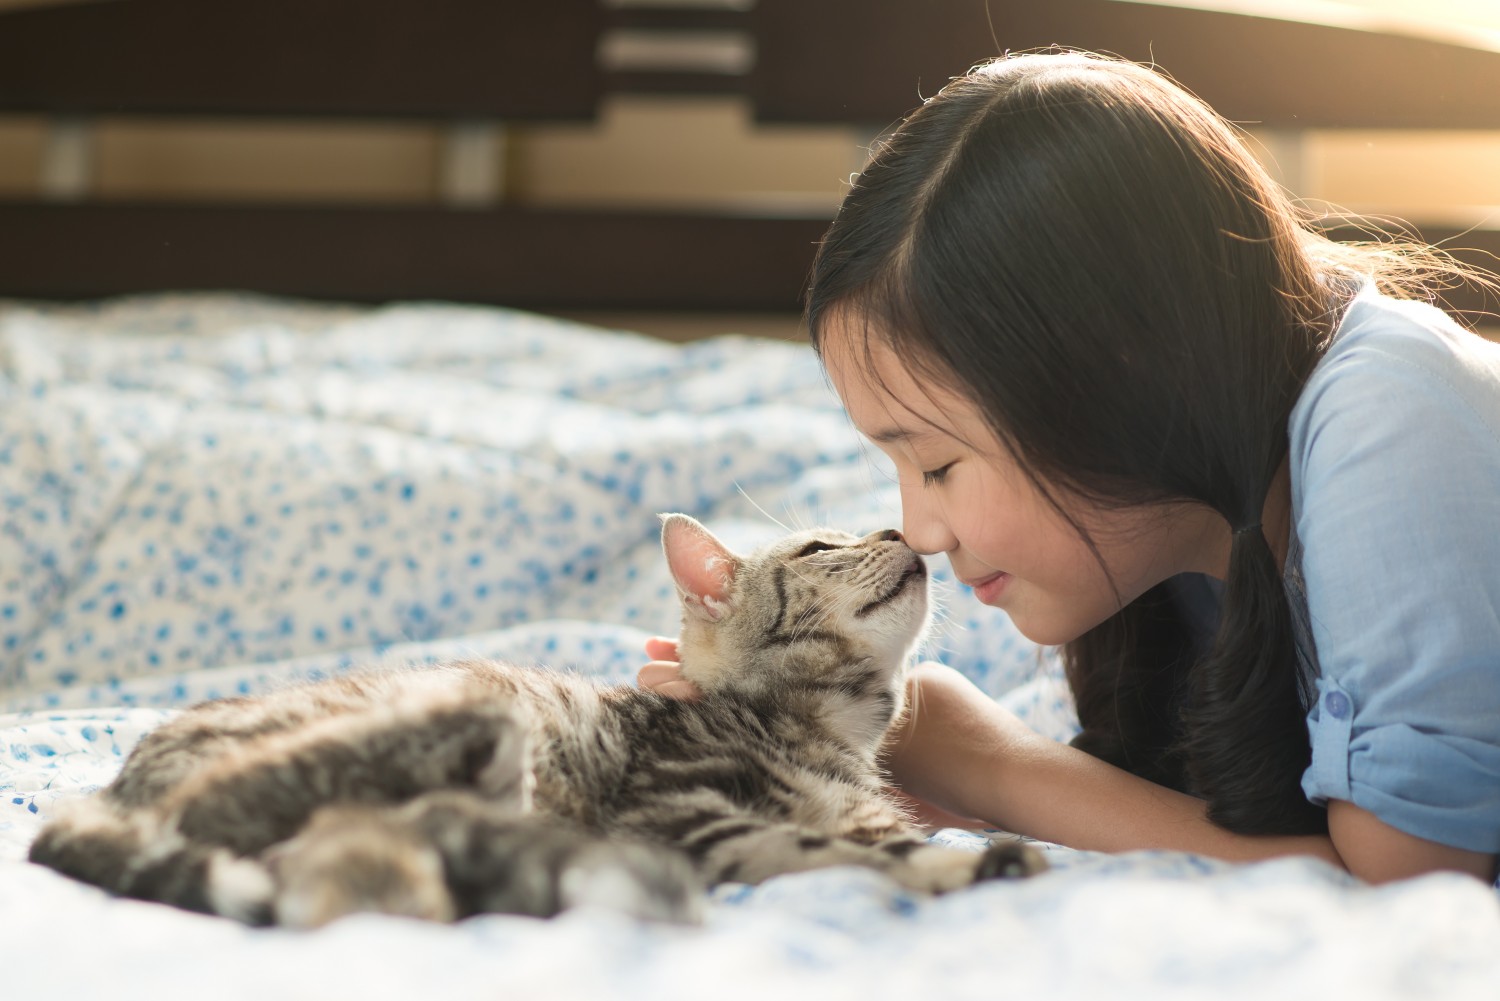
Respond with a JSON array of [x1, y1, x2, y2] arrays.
[[660, 514, 741, 622]]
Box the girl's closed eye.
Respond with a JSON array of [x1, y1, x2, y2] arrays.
[[921, 463, 954, 487]]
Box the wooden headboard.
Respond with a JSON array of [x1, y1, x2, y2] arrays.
[[1, 0, 1498, 315]]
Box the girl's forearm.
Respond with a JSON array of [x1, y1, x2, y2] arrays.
[[978, 726, 1343, 866], [893, 664, 1343, 868]]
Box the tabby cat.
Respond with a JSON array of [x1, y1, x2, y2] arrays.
[[30, 514, 1045, 926]]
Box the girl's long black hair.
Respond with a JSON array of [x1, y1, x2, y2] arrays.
[[805, 51, 1481, 836]]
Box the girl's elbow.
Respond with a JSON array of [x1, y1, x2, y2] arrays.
[[1326, 799, 1497, 885]]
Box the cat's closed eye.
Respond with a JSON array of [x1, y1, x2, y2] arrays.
[[794, 541, 841, 558]]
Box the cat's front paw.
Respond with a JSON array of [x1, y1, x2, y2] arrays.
[[973, 839, 1048, 881], [890, 839, 1047, 893]]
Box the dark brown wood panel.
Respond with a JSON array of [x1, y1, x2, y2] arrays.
[[1, 1, 1495, 316], [752, 0, 1500, 129], [1, 201, 1493, 318], [604, 7, 749, 32], [0, 201, 831, 311], [0, 0, 602, 119], [603, 71, 747, 97]]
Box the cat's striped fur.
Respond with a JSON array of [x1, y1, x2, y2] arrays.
[[29, 514, 1044, 926]]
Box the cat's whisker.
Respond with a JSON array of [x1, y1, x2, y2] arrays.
[[784, 504, 815, 534], [915, 583, 964, 662], [783, 586, 858, 646], [806, 582, 876, 639], [734, 482, 793, 535]]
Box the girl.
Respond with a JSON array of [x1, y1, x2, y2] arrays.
[[640, 50, 1500, 885]]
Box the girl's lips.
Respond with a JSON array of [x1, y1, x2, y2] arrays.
[[966, 571, 1012, 604]]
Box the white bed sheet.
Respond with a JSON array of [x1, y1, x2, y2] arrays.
[[1, 294, 1496, 1000]]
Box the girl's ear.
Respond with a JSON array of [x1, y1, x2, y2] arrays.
[[660, 514, 741, 622]]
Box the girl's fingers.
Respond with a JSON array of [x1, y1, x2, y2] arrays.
[[637, 661, 682, 690], [644, 636, 680, 661], [638, 661, 703, 700], [652, 679, 704, 701]]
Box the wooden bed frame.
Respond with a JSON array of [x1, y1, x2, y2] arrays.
[[1, 0, 1498, 315]]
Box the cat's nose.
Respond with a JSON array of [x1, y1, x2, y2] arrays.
[[874, 529, 904, 544]]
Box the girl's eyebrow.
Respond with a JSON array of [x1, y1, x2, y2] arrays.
[[868, 426, 940, 445]]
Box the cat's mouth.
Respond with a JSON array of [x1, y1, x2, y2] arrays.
[[853, 557, 927, 618]]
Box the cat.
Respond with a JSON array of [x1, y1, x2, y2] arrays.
[[29, 514, 1045, 927]]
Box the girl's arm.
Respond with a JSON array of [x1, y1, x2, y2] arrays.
[[640, 644, 1497, 882], [1325, 800, 1497, 884], [892, 662, 1341, 866], [895, 663, 1496, 882]]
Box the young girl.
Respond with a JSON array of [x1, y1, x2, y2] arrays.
[[640, 50, 1500, 885]]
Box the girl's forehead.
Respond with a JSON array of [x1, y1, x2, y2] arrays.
[[819, 317, 979, 443], [821, 324, 913, 417]]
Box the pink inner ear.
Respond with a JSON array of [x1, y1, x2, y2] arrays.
[[662, 516, 738, 608]]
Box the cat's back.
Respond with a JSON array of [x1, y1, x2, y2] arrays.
[[553, 685, 884, 837]]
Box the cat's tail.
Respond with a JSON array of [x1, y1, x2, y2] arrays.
[[28, 797, 275, 924]]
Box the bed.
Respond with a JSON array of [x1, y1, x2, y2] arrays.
[[3, 3, 1500, 999]]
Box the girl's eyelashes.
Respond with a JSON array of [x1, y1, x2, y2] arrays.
[[921, 463, 954, 487]]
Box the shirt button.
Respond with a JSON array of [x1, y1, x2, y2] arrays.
[[1324, 691, 1351, 720]]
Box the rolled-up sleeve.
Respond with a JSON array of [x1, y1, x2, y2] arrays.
[[1292, 296, 1500, 853]]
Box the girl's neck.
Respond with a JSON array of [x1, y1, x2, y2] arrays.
[[1262, 455, 1293, 575]]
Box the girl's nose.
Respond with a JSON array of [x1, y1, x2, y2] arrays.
[[900, 490, 957, 556]]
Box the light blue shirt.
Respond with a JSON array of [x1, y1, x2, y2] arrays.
[[1288, 284, 1500, 853]]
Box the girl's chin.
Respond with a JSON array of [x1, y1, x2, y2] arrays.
[[995, 597, 1091, 648], [1012, 622, 1076, 647]]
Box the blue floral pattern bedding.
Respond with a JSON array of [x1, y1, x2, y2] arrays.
[[1, 295, 1495, 999]]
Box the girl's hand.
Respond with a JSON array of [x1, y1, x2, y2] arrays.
[[884, 785, 987, 832], [636, 637, 704, 700], [882, 661, 1039, 829], [639, 644, 983, 828]]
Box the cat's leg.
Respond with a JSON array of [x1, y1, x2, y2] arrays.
[[830, 795, 1048, 890], [104, 680, 392, 810], [166, 694, 532, 856], [260, 801, 457, 928], [29, 695, 529, 927], [68, 696, 532, 924], [104, 669, 496, 810], [641, 804, 1045, 892], [263, 791, 701, 927], [28, 797, 275, 923], [407, 794, 702, 924], [711, 821, 1044, 891]]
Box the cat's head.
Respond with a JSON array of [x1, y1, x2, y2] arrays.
[[659, 514, 930, 711]]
